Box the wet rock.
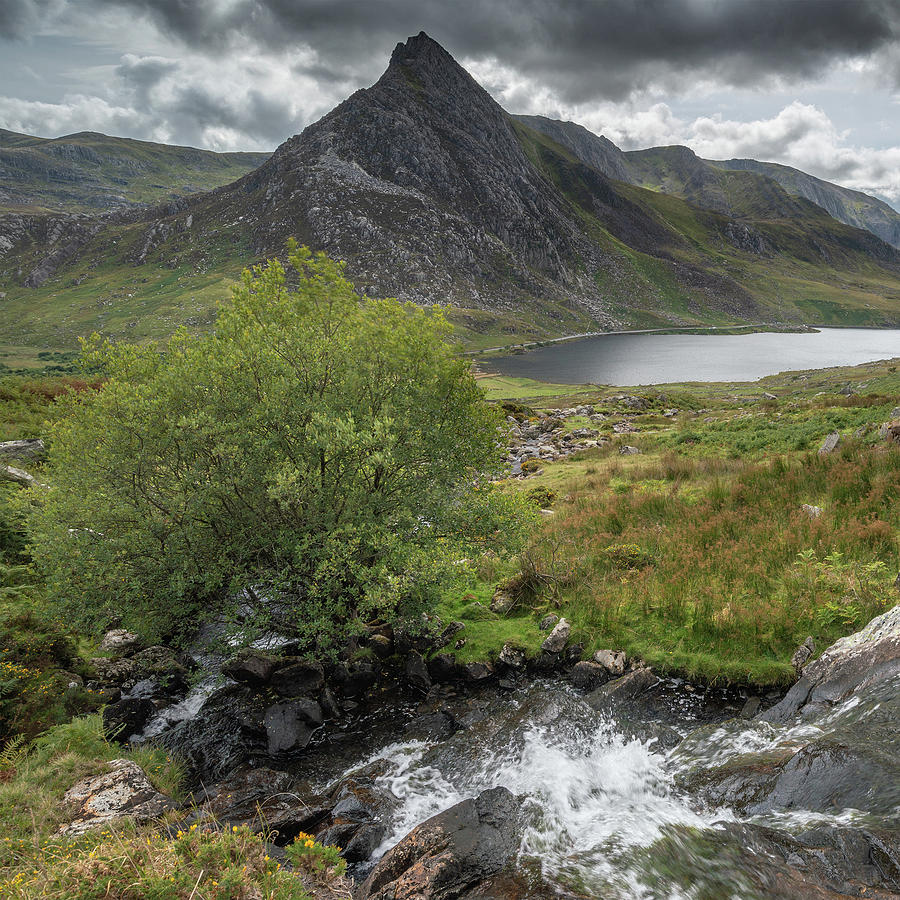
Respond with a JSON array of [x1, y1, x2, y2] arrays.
[[593, 649, 627, 676], [571, 660, 608, 692], [405, 711, 459, 741], [222, 652, 278, 686], [329, 659, 380, 697], [740, 696, 762, 718], [264, 700, 323, 754], [428, 653, 463, 682], [540, 617, 570, 653], [270, 659, 325, 697], [99, 629, 142, 656], [102, 697, 156, 741], [463, 661, 493, 681], [818, 431, 842, 455], [193, 765, 329, 843], [406, 650, 432, 692], [790, 636, 815, 673], [761, 605, 900, 725], [158, 684, 266, 783], [498, 643, 526, 668], [538, 614, 559, 631], [60, 759, 174, 835], [358, 786, 522, 899], [318, 767, 397, 864], [586, 667, 658, 711]]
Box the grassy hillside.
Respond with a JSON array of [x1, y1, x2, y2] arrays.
[[0, 129, 270, 213], [714, 157, 900, 249], [1, 122, 900, 369], [440, 356, 900, 684]]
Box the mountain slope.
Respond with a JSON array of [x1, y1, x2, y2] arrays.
[[0, 129, 270, 213], [1, 33, 899, 365], [712, 157, 900, 249], [519, 115, 900, 250]]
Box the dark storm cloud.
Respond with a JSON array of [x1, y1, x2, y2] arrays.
[[0, 0, 62, 39], [104, 0, 900, 99]]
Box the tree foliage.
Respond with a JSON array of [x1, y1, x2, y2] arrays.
[[30, 244, 511, 650]]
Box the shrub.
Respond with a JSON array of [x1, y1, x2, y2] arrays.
[[525, 485, 557, 508], [30, 246, 505, 654]]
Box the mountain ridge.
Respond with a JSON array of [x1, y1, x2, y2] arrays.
[[0, 128, 270, 214], [1, 32, 899, 364]]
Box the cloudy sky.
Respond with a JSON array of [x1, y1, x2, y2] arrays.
[[2, 0, 900, 208]]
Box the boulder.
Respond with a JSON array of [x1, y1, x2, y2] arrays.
[[158, 684, 267, 783], [99, 629, 142, 656], [489, 587, 517, 615], [357, 787, 522, 899], [0, 438, 46, 461], [60, 759, 174, 835], [538, 614, 559, 631], [329, 659, 379, 697], [761, 605, 900, 725], [593, 649, 627, 676], [102, 697, 156, 740], [405, 650, 432, 692], [818, 431, 842, 455], [270, 659, 325, 697], [463, 661, 493, 681], [586, 667, 658, 711], [192, 765, 329, 843], [318, 766, 398, 864], [790, 636, 815, 673], [428, 653, 463, 682], [619, 445, 642, 455], [571, 660, 608, 692], [90, 656, 138, 685], [222, 652, 278, 686], [498, 642, 526, 669], [263, 700, 323, 755], [800, 504, 822, 519], [540, 617, 570, 653]]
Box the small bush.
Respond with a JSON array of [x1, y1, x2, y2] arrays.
[[603, 543, 654, 569], [525, 485, 557, 508]]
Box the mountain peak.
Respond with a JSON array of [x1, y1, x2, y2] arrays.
[[389, 31, 451, 68]]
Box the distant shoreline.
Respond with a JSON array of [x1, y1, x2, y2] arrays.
[[465, 322, 813, 357]]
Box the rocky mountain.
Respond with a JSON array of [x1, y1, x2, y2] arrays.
[[520, 115, 900, 249], [0, 129, 270, 213], [2, 32, 900, 361], [712, 157, 900, 249]]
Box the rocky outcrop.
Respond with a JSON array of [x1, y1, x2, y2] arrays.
[[0, 438, 45, 461], [357, 787, 522, 899], [761, 604, 900, 725], [60, 759, 175, 835]]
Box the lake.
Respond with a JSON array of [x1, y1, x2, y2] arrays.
[[489, 327, 900, 385]]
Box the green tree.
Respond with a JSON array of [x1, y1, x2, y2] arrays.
[[30, 244, 511, 651]]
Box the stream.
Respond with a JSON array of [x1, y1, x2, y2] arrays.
[[130, 608, 900, 899]]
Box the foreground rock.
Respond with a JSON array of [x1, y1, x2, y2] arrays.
[[761, 604, 900, 724], [677, 606, 900, 897], [60, 759, 175, 835], [358, 787, 522, 899]]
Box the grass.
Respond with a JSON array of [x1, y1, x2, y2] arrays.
[[0, 716, 350, 899], [436, 359, 900, 685]]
